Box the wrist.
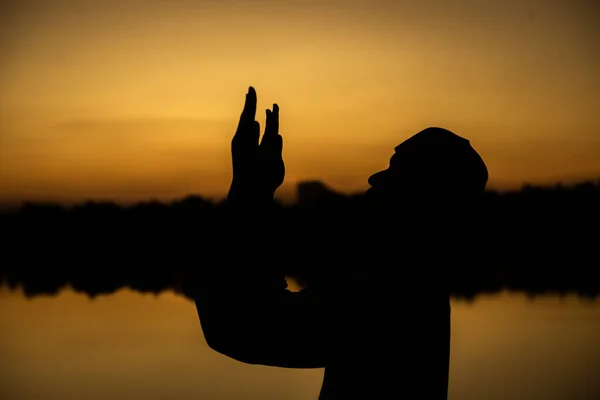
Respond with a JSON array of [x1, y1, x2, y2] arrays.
[[228, 181, 275, 206]]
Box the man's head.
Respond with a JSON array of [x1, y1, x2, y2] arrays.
[[366, 127, 488, 207]]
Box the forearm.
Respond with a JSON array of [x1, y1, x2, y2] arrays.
[[195, 202, 327, 367], [193, 197, 327, 367], [195, 285, 328, 368], [210, 197, 284, 283], [228, 177, 278, 206]]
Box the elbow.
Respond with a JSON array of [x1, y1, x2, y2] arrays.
[[206, 335, 263, 365], [205, 328, 325, 368], [196, 301, 260, 364], [202, 324, 262, 365]]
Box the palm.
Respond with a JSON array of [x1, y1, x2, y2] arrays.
[[229, 87, 284, 202]]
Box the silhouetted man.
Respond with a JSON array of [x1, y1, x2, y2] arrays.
[[193, 87, 488, 399]]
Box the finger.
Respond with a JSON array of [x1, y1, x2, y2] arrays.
[[271, 104, 279, 137], [263, 104, 280, 139], [271, 133, 283, 158], [252, 120, 260, 146], [264, 108, 274, 138], [243, 86, 257, 122], [236, 86, 257, 133], [273, 103, 279, 137]]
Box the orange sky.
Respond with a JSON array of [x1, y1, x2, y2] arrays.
[[1, 0, 598, 205]]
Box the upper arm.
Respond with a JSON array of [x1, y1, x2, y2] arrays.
[[195, 201, 334, 368], [195, 286, 334, 368]]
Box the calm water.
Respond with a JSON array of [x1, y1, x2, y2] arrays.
[[1, 288, 599, 400]]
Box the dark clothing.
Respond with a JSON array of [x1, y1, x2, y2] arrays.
[[193, 201, 452, 399], [192, 126, 489, 399]]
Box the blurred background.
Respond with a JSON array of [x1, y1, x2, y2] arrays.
[[1, 1, 599, 399]]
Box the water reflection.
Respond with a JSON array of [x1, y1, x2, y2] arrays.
[[1, 288, 599, 400]]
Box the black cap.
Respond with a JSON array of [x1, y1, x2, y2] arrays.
[[369, 127, 488, 197]]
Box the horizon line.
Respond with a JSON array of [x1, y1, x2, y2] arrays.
[[1, 177, 599, 211]]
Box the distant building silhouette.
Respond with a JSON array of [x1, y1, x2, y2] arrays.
[[296, 181, 342, 204]]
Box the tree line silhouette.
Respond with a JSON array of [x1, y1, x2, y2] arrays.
[[1, 179, 598, 301]]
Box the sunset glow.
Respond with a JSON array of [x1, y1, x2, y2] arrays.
[[1, 0, 598, 205]]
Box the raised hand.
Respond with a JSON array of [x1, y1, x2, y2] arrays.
[[258, 103, 284, 196], [228, 86, 284, 203]]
